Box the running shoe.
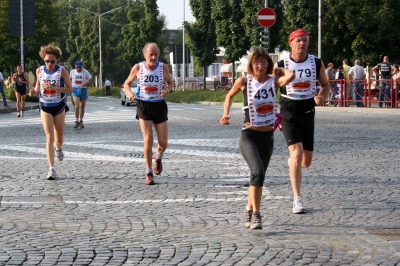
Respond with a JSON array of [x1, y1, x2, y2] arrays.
[[47, 168, 57, 180], [144, 173, 155, 185], [79, 121, 84, 128], [17, 111, 21, 117], [21, 111, 24, 117], [293, 196, 305, 214], [244, 209, 253, 228], [74, 121, 80, 128], [153, 156, 163, 175], [55, 148, 64, 161], [250, 211, 262, 229], [4, 105, 10, 108]]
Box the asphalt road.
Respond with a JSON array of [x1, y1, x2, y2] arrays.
[[0, 97, 399, 265]]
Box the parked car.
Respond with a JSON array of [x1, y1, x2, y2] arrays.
[[120, 81, 138, 106]]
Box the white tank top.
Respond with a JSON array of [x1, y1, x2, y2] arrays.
[[70, 69, 89, 88], [242, 75, 277, 128], [137, 62, 164, 102], [282, 55, 317, 100], [39, 66, 65, 107]]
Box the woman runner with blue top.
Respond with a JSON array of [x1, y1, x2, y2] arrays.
[[29, 45, 72, 180]]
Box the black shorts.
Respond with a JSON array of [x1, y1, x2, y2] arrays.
[[136, 99, 168, 124], [280, 107, 315, 151], [15, 86, 27, 96], [40, 103, 69, 117]]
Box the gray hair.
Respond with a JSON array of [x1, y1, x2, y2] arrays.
[[343, 59, 348, 64], [142, 43, 160, 55], [354, 59, 361, 65]]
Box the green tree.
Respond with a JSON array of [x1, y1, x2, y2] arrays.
[[0, 0, 65, 75], [213, 0, 251, 82], [184, 0, 219, 88], [281, 0, 319, 55], [121, 0, 165, 69], [241, 0, 283, 53]]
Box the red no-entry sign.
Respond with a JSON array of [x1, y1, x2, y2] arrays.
[[257, 8, 276, 28]]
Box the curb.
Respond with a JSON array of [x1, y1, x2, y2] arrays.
[[0, 103, 40, 114]]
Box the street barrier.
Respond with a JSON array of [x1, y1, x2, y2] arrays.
[[325, 78, 399, 108]]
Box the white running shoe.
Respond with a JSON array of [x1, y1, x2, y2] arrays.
[[47, 168, 57, 180], [293, 196, 305, 214], [17, 111, 21, 117]]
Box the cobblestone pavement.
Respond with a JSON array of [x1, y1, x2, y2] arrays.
[[0, 97, 399, 266]]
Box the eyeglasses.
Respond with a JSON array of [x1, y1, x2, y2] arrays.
[[292, 37, 309, 43], [44, 60, 56, 64], [251, 63, 269, 67]]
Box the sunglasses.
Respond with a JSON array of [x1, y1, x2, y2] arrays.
[[251, 63, 269, 67], [44, 60, 56, 64]]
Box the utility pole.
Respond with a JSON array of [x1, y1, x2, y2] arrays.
[[182, 0, 185, 91]]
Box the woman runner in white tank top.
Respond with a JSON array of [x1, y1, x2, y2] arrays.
[[220, 47, 295, 230]]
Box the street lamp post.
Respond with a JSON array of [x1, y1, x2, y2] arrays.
[[69, 2, 127, 89]]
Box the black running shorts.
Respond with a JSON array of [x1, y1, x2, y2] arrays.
[[136, 99, 168, 124], [280, 107, 315, 151]]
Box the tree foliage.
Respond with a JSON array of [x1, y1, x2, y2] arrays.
[[281, 0, 319, 55], [282, 0, 400, 67], [212, 0, 251, 82], [121, 0, 166, 70], [0, 0, 65, 75], [184, 0, 219, 87]]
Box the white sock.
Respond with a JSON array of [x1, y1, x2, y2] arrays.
[[156, 153, 163, 160], [246, 206, 252, 211], [146, 168, 153, 174]]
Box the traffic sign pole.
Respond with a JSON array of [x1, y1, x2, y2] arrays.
[[257, 7, 276, 50]]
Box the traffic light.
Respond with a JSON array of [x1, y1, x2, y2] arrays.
[[259, 28, 270, 50]]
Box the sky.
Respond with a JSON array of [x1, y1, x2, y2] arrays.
[[157, 0, 193, 30]]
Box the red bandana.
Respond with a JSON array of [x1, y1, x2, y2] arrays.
[[288, 29, 309, 43]]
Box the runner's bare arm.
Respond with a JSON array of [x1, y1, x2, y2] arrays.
[[315, 61, 331, 105], [61, 68, 73, 93], [162, 64, 173, 98], [274, 67, 295, 89], [124, 64, 139, 101], [220, 77, 246, 125], [29, 68, 40, 96]]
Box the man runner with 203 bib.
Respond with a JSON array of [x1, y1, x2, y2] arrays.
[[124, 43, 174, 185]]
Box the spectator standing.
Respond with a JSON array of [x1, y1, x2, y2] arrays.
[[220, 47, 295, 229], [29, 45, 72, 180], [342, 59, 352, 105], [348, 59, 366, 107], [104, 78, 112, 96], [392, 64, 400, 104], [70, 61, 93, 128], [335, 66, 345, 105], [0, 71, 10, 107], [372, 56, 394, 108], [325, 63, 336, 106], [123, 43, 174, 186], [275, 29, 330, 214], [12, 65, 29, 117]]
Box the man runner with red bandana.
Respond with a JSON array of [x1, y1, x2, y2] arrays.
[[275, 29, 330, 214]]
